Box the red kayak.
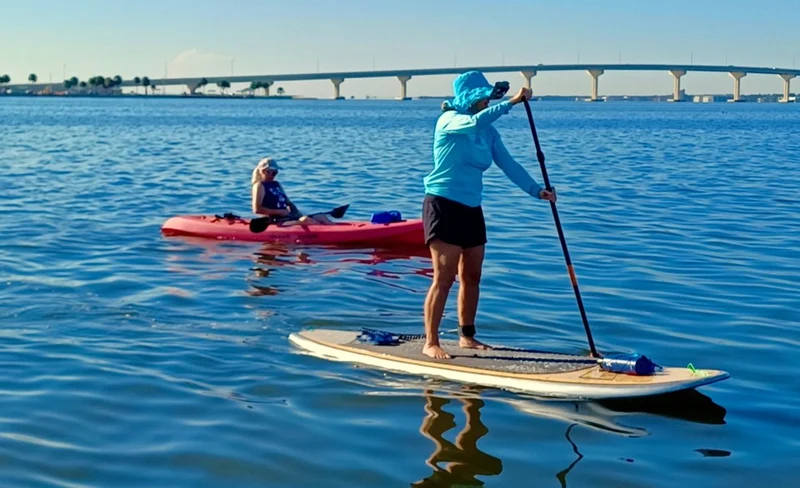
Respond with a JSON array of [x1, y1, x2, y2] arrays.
[[161, 214, 424, 245]]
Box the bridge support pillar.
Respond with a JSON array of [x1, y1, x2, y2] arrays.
[[780, 74, 795, 103], [728, 72, 746, 102], [397, 75, 411, 100], [669, 69, 686, 102], [587, 69, 604, 101], [331, 78, 344, 100], [520, 70, 537, 90]]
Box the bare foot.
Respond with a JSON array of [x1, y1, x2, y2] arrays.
[[422, 344, 452, 359], [459, 337, 491, 350]]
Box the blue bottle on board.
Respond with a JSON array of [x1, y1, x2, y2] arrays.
[[598, 353, 662, 376]]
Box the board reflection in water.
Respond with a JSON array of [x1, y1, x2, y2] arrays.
[[405, 383, 727, 487]]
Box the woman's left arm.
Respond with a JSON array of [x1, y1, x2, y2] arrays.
[[490, 129, 545, 199]]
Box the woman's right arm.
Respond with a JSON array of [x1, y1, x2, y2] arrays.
[[438, 100, 514, 134], [438, 88, 533, 135], [251, 184, 289, 216]]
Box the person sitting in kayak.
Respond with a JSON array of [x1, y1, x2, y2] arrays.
[[250, 157, 333, 226]]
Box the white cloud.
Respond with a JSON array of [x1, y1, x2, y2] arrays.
[[168, 49, 235, 78]]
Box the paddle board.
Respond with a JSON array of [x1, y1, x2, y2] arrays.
[[288, 328, 729, 400]]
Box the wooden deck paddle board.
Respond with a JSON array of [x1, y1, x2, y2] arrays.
[[288, 329, 729, 400]]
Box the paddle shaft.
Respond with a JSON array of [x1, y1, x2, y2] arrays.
[[522, 99, 599, 358]]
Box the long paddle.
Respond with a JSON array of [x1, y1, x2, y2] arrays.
[[522, 99, 600, 358], [249, 204, 350, 233]]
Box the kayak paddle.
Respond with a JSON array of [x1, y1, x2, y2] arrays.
[[249, 204, 350, 233], [522, 99, 600, 358]]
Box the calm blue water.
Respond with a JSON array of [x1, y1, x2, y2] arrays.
[[1, 97, 798, 487]]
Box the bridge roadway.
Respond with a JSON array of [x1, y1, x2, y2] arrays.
[[7, 63, 800, 102]]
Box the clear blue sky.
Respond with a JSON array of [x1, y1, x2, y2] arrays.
[[2, 0, 798, 97]]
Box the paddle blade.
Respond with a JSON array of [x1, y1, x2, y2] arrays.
[[329, 204, 350, 219], [249, 217, 271, 233]]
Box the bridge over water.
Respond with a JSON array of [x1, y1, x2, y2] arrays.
[[7, 63, 800, 102]]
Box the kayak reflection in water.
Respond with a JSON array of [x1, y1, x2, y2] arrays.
[[250, 157, 333, 226]]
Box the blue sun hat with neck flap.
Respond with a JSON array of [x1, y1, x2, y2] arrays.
[[443, 70, 510, 113]]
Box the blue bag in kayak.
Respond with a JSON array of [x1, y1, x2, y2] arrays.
[[371, 210, 402, 224]]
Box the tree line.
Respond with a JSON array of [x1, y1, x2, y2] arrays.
[[1, 73, 286, 96]]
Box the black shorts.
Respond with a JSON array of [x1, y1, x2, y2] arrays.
[[422, 194, 487, 249]]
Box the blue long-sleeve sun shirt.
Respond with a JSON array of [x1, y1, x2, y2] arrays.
[[423, 100, 544, 208]]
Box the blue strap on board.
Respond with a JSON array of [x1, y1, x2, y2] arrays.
[[356, 328, 425, 345]]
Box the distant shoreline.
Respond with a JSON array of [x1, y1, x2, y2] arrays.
[[0, 92, 298, 100]]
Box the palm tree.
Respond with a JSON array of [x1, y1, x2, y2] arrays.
[[63, 79, 73, 91], [150, 83, 157, 95], [141, 76, 151, 95], [1, 74, 11, 92], [217, 80, 230, 95], [250, 81, 262, 95], [133, 76, 141, 94], [79, 81, 88, 91], [69, 76, 79, 88], [277, 86, 285, 96], [28, 73, 38, 83]]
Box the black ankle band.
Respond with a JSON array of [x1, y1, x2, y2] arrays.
[[459, 325, 476, 338]]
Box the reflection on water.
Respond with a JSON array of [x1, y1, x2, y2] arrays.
[[407, 387, 620, 488], [411, 389, 503, 487], [695, 448, 731, 457], [162, 234, 433, 297], [329, 244, 434, 280], [599, 389, 727, 425], [555, 424, 584, 488], [502, 396, 648, 438], [367, 379, 727, 487], [247, 243, 315, 296], [252, 243, 315, 268], [246, 243, 433, 296]]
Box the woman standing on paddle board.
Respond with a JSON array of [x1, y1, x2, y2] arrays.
[[251, 157, 333, 226], [421, 71, 556, 360]]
